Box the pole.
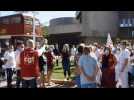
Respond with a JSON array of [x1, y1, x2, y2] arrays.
[[33, 12, 36, 46]]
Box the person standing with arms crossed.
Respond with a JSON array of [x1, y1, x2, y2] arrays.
[[78, 46, 99, 88]]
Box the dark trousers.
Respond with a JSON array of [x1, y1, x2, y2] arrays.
[[56, 59, 59, 66], [16, 70, 21, 88], [62, 59, 71, 78], [6, 68, 13, 88], [22, 78, 37, 88]]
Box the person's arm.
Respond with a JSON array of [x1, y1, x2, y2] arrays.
[[80, 67, 95, 82]]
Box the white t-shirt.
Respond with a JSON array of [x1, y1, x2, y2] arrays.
[[118, 49, 130, 71], [71, 47, 76, 56], [15, 49, 22, 70], [95, 49, 100, 61], [3, 51, 16, 69]]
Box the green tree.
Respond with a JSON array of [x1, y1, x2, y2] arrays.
[[42, 26, 49, 37]]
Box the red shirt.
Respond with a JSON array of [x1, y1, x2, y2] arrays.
[[20, 48, 40, 78], [45, 51, 53, 66]]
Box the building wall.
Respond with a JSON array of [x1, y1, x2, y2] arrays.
[[49, 24, 81, 34], [48, 17, 81, 34], [81, 11, 119, 38]]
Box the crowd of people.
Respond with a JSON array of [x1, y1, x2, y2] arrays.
[[0, 38, 134, 88], [73, 41, 134, 88]]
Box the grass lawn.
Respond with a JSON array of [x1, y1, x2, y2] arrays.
[[52, 62, 75, 81]]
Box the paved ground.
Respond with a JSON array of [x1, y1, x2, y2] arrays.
[[0, 79, 76, 88]]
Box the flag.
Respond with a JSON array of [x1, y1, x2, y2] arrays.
[[106, 33, 113, 48]]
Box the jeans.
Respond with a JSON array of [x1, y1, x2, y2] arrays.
[[16, 70, 21, 88], [62, 59, 71, 77], [81, 83, 97, 88], [22, 78, 37, 88], [75, 75, 81, 88], [6, 68, 13, 88]]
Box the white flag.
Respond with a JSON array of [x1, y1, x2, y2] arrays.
[[106, 33, 113, 48]]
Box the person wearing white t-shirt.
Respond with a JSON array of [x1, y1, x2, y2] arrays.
[[114, 48, 121, 83], [15, 42, 24, 88], [117, 42, 130, 88], [3, 45, 16, 88]]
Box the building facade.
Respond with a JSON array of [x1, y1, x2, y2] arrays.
[[76, 11, 134, 43], [48, 11, 134, 47], [48, 17, 81, 49]]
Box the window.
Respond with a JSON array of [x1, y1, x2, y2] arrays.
[[24, 18, 33, 25], [128, 18, 132, 27], [132, 31, 134, 37], [35, 19, 40, 26], [11, 16, 21, 24], [124, 18, 128, 27], [120, 19, 124, 27], [132, 18, 134, 26], [2, 18, 9, 24]]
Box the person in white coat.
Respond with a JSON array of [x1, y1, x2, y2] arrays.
[[117, 42, 130, 88]]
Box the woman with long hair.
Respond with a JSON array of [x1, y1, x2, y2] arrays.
[[101, 47, 117, 88], [61, 44, 71, 81]]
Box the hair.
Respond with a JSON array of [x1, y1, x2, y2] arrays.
[[16, 41, 24, 47], [62, 44, 70, 53], [77, 45, 84, 54], [83, 46, 90, 54], [26, 39, 35, 48], [104, 46, 111, 53]]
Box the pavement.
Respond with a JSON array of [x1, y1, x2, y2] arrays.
[[0, 79, 76, 88]]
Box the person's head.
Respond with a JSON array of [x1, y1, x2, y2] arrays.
[[9, 45, 14, 52], [104, 47, 111, 56], [16, 41, 24, 51], [44, 39, 48, 45], [77, 45, 84, 54], [26, 39, 35, 49], [62, 44, 69, 53], [83, 46, 90, 55], [91, 45, 96, 52], [121, 41, 127, 50], [80, 43, 85, 47], [54, 44, 58, 49], [47, 45, 52, 52]]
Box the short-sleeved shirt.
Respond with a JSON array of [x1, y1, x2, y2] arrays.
[[78, 54, 97, 84], [3, 51, 16, 69], [118, 49, 130, 71]]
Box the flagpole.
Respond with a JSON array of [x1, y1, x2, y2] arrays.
[[33, 12, 36, 46]]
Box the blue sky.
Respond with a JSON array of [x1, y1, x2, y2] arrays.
[[0, 11, 76, 26]]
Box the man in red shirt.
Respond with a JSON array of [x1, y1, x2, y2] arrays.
[[19, 39, 40, 88]]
